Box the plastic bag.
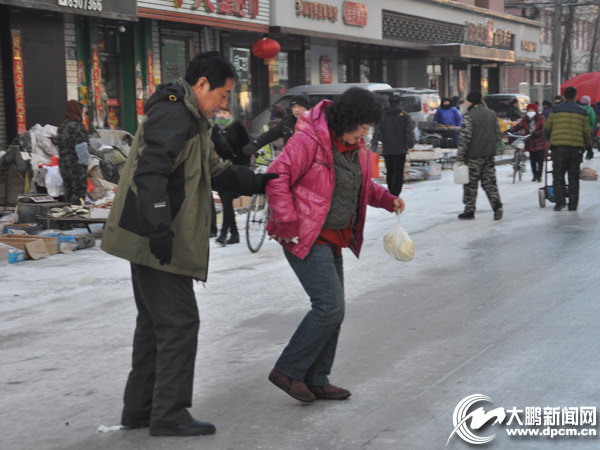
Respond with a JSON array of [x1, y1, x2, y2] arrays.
[[383, 214, 415, 262], [44, 165, 63, 197], [75, 142, 89, 166], [453, 163, 469, 184], [580, 159, 598, 181]]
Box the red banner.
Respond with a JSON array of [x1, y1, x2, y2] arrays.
[[11, 30, 27, 134], [321, 57, 333, 84], [147, 50, 155, 97], [92, 46, 102, 128]]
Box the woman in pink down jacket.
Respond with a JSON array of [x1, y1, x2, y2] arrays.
[[265, 87, 405, 403]]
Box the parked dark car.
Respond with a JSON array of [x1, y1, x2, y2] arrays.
[[484, 93, 530, 118]]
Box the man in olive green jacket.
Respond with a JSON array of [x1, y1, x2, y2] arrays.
[[543, 86, 592, 211], [101, 52, 276, 437]]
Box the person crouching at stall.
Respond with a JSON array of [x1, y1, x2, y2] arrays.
[[264, 87, 405, 403], [508, 103, 546, 182], [211, 104, 250, 246]]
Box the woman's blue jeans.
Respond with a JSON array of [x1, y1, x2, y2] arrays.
[[276, 245, 345, 386]]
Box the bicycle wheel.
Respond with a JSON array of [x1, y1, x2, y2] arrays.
[[246, 194, 269, 253], [512, 152, 520, 184]]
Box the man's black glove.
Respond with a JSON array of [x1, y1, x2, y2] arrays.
[[252, 173, 279, 194], [149, 230, 174, 265], [243, 142, 259, 156], [586, 150, 594, 160]]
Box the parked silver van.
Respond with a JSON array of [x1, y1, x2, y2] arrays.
[[249, 83, 392, 136]]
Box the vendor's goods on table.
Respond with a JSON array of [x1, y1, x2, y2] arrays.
[[407, 144, 443, 161]]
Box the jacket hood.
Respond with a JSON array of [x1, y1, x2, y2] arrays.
[[384, 105, 404, 115], [144, 78, 202, 120], [294, 100, 333, 150]]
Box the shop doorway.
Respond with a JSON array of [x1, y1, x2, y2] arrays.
[[98, 25, 123, 129], [16, 12, 67, 129]]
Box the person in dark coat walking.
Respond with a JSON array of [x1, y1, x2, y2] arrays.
[[371, 95, 415, 195], [211, 104, 250, 246], [101, 51, 278, 438], [56, 100, 89, 204], [543, 86, 593, 211], [457, 90, 503, 221], [508, 103, 546, 182], [243, 93, 311, 156]]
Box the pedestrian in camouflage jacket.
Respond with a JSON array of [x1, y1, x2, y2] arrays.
[[56, 100, 89, 204], [457, 91, 503, 220]]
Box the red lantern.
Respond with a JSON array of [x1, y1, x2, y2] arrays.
[[252, 37, 281, 59]]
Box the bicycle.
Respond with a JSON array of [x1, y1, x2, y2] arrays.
[[246, 149, 274, 253], [506, 132, 531, 184]]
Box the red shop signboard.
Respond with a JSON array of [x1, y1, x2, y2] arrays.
[[321, 57, 333, 84], [343, 1, 368, 27]]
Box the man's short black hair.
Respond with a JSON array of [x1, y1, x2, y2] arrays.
[[542, 100, 552, 108], [185, 51, 237, 90], [389, 95, 401, 106], [326, 87, 383, 136], [564, 87, 577, 100]]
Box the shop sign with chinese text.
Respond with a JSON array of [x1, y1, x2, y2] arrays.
[[343, 2, 367, 27]]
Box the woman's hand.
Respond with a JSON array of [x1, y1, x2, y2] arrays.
[[393, 197, 405, 214], [269, 233, 297, 244]]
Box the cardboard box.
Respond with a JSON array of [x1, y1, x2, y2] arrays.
[[232, 196, 252, 209], [9, 248, 26, 263], [0, 243, 7, 266], [0, 235, 58, 260], [90, 207, 111, 219], [0, 243, 25, 265]]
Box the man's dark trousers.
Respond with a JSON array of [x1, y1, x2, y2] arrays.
[[384, 154, 407, 196], [122, 263, 199, 428], [552, 146, 582, 209]]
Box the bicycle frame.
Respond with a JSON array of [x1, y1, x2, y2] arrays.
[[506, 132, 531, 183]]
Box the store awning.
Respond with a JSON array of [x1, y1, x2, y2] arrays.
[[428, 44, 515, 63]]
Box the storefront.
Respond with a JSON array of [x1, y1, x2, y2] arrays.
[[0, 0, 137, 143], [137, 0, 270, 123], [269, 0, 541, 98]]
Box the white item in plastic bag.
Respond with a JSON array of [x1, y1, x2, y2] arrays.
[[383, 214, 415, 262], [580, 159, 598, 181], [43, 165, 63, 197], [453, 164, 469, 184]]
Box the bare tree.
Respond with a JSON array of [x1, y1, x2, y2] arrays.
[[588, 3, 600, 72], [561, 0, 578, 80]]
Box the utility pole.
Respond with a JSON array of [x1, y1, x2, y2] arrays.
[[552, 0, 563, 95]]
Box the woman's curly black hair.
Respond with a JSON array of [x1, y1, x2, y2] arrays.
[[326, 87, 383, 137]]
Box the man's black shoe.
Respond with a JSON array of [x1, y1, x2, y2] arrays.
[[150, 419, 216, 437], [494, 208, 503, 220], [226, 233, 240, 245], [458, 212, 475, 220], [215, 235, 227, 246], [554, 204, 566, 211], [209, 231, 218, 238]]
